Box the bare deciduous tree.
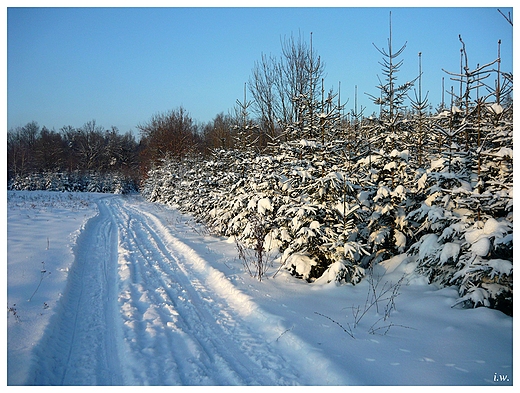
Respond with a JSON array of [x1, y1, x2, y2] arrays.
[[248, 32, 325, 141], [138, 107, 200, 173]]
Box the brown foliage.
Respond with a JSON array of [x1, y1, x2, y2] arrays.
[[138, 107, 201, 174]]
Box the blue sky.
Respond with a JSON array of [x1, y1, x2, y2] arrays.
[[7, 4, 513, 135]]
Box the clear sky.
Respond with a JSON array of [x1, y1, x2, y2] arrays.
[[6, 2, 514, 136]]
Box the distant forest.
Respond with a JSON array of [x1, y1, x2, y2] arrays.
[[8, 26, 512, 193]]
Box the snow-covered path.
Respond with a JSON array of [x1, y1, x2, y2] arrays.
[[7, 192, 513, 386], [28, 197, 125, 385], [24, 195, 346, 385]]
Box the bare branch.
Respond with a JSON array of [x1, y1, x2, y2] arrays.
[[497, 8, 513, 26]]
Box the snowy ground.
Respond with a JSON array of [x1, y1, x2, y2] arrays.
[[6, 191, 513, 385]]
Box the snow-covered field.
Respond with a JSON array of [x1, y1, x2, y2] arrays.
[[6, 191, 513, 385]]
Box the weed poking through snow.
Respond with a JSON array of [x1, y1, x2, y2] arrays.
[[7, 304, 21, 322], [28, 261, 51, 302], [316, 267, 413, 338]]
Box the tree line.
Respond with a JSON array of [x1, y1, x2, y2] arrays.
[[7, 15, 513, 314], [7, 32, 329, 188], [7, 121, 139, 181], [139, 20, 512, 315], [8, 17, 513, 190]]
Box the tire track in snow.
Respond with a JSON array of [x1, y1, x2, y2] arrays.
[[110, 197, 303, 385], [113, 202, 205, 385], [114, 197, 349, 385], [28, 197, 126, 385], [28, 195, 348, 385]]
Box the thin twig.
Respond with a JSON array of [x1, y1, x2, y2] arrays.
[[28, 262, 50, 302], [314, 311, 355, 339], [369, 323, 416, 335], [276, 325, 294, 342]]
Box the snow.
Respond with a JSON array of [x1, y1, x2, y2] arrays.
[[264, 229, 282, 252], [451, 105, 463, 114], [440, 242, 461, 264], [309, 220, 321, 230], [465, 218, 511, 255], [315, 261, 348, 283], [394, 230, 407, 252], [430, 157, 445, 171], [417, 233, 441, 261], [492, 146, 513, 158], [257, 197, 273, 215], [6, 191, 513, 386], [379, 254, 409, 274], [418, 173, 428, 189], [488, 102, 504, 115], [389, 149, 409, 161], [374, 185, 391, 202], [455, 286, 491, 308], [285, 252, 316, 280], [470, 237, 491, 257], [383, 161, 397, 171], [487, 259, 513, 277], [299, 139, 318, 148]]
